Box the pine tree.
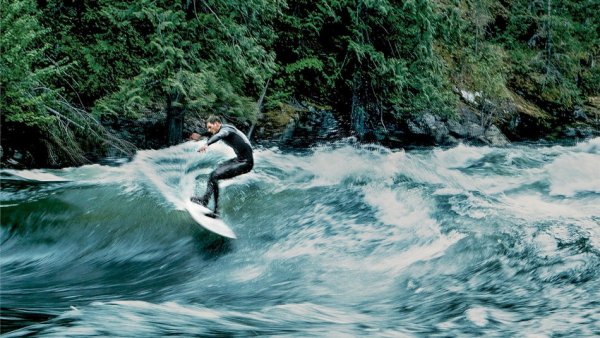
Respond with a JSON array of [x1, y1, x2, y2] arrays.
[[1, 0, 132, 166], [95, 0, 280, 144]]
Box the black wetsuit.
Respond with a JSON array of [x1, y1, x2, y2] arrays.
[[198, 124, 253, 212]]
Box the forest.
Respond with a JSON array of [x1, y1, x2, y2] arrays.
[[2, 0, 599, 167]]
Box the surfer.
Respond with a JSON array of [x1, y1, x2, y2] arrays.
[[189, 115, 253, 215]]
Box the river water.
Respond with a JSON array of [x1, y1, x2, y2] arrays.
[[1, 138, 599, 337]]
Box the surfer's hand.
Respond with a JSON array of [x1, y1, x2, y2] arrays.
[[198, 145, 208, 153], [190, 133, 201, 141]]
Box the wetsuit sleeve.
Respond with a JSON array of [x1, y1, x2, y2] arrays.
[[206, 128, 230, 146]]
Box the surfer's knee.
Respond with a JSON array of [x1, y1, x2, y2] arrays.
[[209, 170, 219, 181], [245, 161, 254, 172], [212, 164, 234, 180]]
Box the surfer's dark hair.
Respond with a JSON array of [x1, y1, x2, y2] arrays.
[[207, 115, 222, 124]]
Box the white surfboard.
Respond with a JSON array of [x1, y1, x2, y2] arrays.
[[184, 199, 237, 239]]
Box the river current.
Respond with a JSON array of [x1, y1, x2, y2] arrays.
[[1, 138, 599, 337]]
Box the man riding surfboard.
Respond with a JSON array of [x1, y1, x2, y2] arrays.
[[189, 115, 254, 216]]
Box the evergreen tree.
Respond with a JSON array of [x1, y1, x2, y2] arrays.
[[3, 0, 598, 167], [503, 0, 599, 114], [272, 0, 455, 138], [1, 0, 131, 166], [95, 0, 280, 144]]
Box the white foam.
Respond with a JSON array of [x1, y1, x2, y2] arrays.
[[573, 137, 600, 154], [500, 193, 599, 220], [546, 152, 600, 197], [2, 169, 68, 182], [365, 231, 465, 274], [363, 186, 439, 238], [466, 307, 488, 327], [104, 141, 238, 210], [298, 146, 403, 187], [432, 143, 491, 168], [136, 158, 184, 209]]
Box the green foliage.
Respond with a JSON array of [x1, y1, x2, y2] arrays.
[[1, 0, 57, 127], [502, 0, 599, 111], [91, 0, 279, 125], [3, 0, 598, 166], [285, 57, 324, 74], [1, 0, 135, 166], [271, 0, 457, 126], [436, 0, 512, 125], [397, 0, 456, 116]]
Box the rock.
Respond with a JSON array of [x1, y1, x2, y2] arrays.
[[484, 125, 510, 146], [432, 122, 450, 144], [574, 107, 588, 121], [404, 113, 459, 146], [459, 89, 481, 104], [447, 115, 485, 141], [259, 102, 340, 147], [104, 114, 165, 150], [317, 110, 339, 139], [563, 123, 599, 138], [407, 113, 440, 134], [407, 119, 427, 135], [445, 135, 460, 146], [459, 106, 482, 124], [564, 126, 579, 138], [466, 123, 485, 138], [447, 119, 468, 137], [579, 126, 597, 138], [281, 118, 296, 142], [422, 113, 437, 130], [184, 114, 206, 136], [290, 108, 340, 145]]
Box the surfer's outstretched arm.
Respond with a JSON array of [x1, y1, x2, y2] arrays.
[[206, 128, 230, 146], [190, 132, 209, 152], [198, 128, 231, 153]]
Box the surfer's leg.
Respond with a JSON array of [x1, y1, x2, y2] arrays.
[[211, 159, 253, 180], [197, 159, 238, 210], [193, 174, 217, 207], [199, 171, 218, 207], [208, 159, 253, 212]]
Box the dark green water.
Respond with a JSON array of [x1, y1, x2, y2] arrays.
[[1, 139, 599, 337]]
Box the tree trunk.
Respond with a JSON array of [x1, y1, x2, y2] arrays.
[[247, 78, 270, 140], [545, 0, 553, 76], [351, 72, 366, 139], [166, 98, 184, 146]]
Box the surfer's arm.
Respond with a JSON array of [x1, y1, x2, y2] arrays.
[[206, 129, 230, 146], [198, 128, 230, 153]]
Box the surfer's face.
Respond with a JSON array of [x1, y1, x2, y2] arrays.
[[206, 121, 221, 134]]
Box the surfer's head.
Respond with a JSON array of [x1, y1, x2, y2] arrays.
[[206, 115, 222, 134]]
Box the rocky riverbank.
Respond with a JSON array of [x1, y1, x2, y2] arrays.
[[2, 94, 599, 169]]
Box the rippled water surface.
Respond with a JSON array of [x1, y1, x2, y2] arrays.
[[1, 139, 599, 337]]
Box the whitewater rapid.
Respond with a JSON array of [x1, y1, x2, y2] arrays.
[[1, 138, 599, 336]]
